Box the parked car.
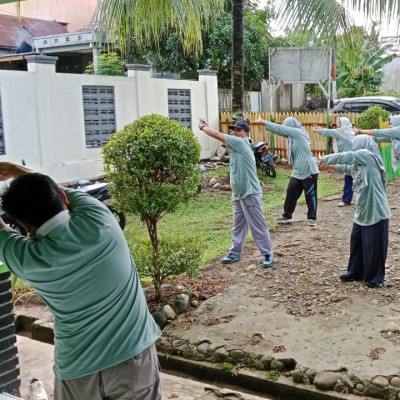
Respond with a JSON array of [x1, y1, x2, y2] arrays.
[[332, 96, 400, 114]]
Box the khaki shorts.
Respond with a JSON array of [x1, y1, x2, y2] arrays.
[[54, 344, 162, 400]]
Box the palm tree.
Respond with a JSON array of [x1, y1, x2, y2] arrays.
[[94, 0, 225, 57], [276, 0, 399, 43], [232, 0, 245, 120]]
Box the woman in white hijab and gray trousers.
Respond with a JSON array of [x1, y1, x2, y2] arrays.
[[320, 135, 390, 288], [356, 115, 400, 233], [313, 117, 354, 206], [255, 116, 319, 226]]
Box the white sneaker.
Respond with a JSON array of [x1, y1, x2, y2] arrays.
[[29, 379, 48, 400], [338, 202, 350, 207]]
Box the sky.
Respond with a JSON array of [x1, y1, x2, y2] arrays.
[[257, 0, 398, 38]]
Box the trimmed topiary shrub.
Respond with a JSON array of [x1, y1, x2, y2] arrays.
[[102, 113, 202, 300], [356, 105, 390, 129]]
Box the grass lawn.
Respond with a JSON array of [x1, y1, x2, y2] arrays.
[[123, 165, 342, 266], [11, 165, 342, 302]]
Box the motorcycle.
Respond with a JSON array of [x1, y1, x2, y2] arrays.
[[251, 141, 278, 178], [76, 180, 126, 230]]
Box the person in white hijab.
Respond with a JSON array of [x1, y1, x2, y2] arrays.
[[313, 117, 354, 207], [356, 116, 400, 233], [320, 135, 390, 288], [255, 116, 319, 226]]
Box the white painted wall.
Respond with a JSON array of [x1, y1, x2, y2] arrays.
[[0, 58, 219, 184], [381, 56, 400, 93]]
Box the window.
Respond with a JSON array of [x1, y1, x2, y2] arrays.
[[82, 86, 116, 148], [377, 102, 399, 112], [344, 102, 371, 113], [168, 89, 191, 129]]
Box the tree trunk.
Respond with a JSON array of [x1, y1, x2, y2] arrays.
[[146, 217, 162, 302], [231, 0, 244, 122]]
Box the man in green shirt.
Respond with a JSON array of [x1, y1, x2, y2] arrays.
[[198, 118, 273, 267], [0, 162, 162, 400]]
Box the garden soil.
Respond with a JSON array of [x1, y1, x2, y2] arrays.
[[15, 167, 400, 382]]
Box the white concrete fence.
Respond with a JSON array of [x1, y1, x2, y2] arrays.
[[0, 56, 220, 184]]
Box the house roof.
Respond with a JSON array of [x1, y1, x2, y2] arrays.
[[0, 14, 68, 49]]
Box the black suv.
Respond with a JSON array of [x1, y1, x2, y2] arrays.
[[332, 96, 400, 113]]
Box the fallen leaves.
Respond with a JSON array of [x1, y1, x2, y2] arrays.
[[202, 314, 236, 326], [273, 345, 286, 353], [367, 347, 385, 360]]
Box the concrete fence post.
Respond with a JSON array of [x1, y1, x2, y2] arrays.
[[24, 55, 58, 171]]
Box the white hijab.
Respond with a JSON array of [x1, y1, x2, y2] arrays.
[[351, 135, 386, 191], [332, 117, 354, 153], [282, 117, 310, 165]]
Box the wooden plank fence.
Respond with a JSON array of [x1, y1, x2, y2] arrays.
[[220, 111, 357, 159]]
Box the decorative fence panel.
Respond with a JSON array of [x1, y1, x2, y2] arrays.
[[221, 112, 356, 159]]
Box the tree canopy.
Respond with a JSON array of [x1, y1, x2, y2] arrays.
[[143, 6, 274, 90], [276, 0, 399, 45]]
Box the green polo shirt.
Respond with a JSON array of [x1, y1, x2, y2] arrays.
[[323, 151, 390, 226], [225, 135, 262, 200], [0, 189, 161, 379]]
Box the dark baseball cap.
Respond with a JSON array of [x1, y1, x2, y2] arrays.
[[228, 121, 250, 132]]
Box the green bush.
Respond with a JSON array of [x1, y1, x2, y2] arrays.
[[102, 114, 201, 300], [132, 236, 202, 298], [85, 52, 125, 76], [356, 105, 390, 129]]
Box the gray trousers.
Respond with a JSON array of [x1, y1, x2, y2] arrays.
[[54, 344, 162, 400], [229, 193, 273, 256]]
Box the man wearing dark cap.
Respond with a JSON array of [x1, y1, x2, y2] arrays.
[[198, 118, 273, 267], [0, 162, 162, 400]]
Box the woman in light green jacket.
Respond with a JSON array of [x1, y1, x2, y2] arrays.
[[255, 116, 319, 226], [320, 135, 390, 288]]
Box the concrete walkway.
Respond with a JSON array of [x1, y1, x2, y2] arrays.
[[16, 336, 272, 400]]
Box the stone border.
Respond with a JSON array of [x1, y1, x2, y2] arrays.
[[157, 334, 400, 400]]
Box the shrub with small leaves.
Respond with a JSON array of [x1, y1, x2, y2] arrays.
[[85, 52, 125, 76], [132, 236, 202, 300], [102, 114, 201, 301], [356, 105, 390, 129]]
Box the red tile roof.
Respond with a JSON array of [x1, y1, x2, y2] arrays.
[[0, 14, 68, 49]]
